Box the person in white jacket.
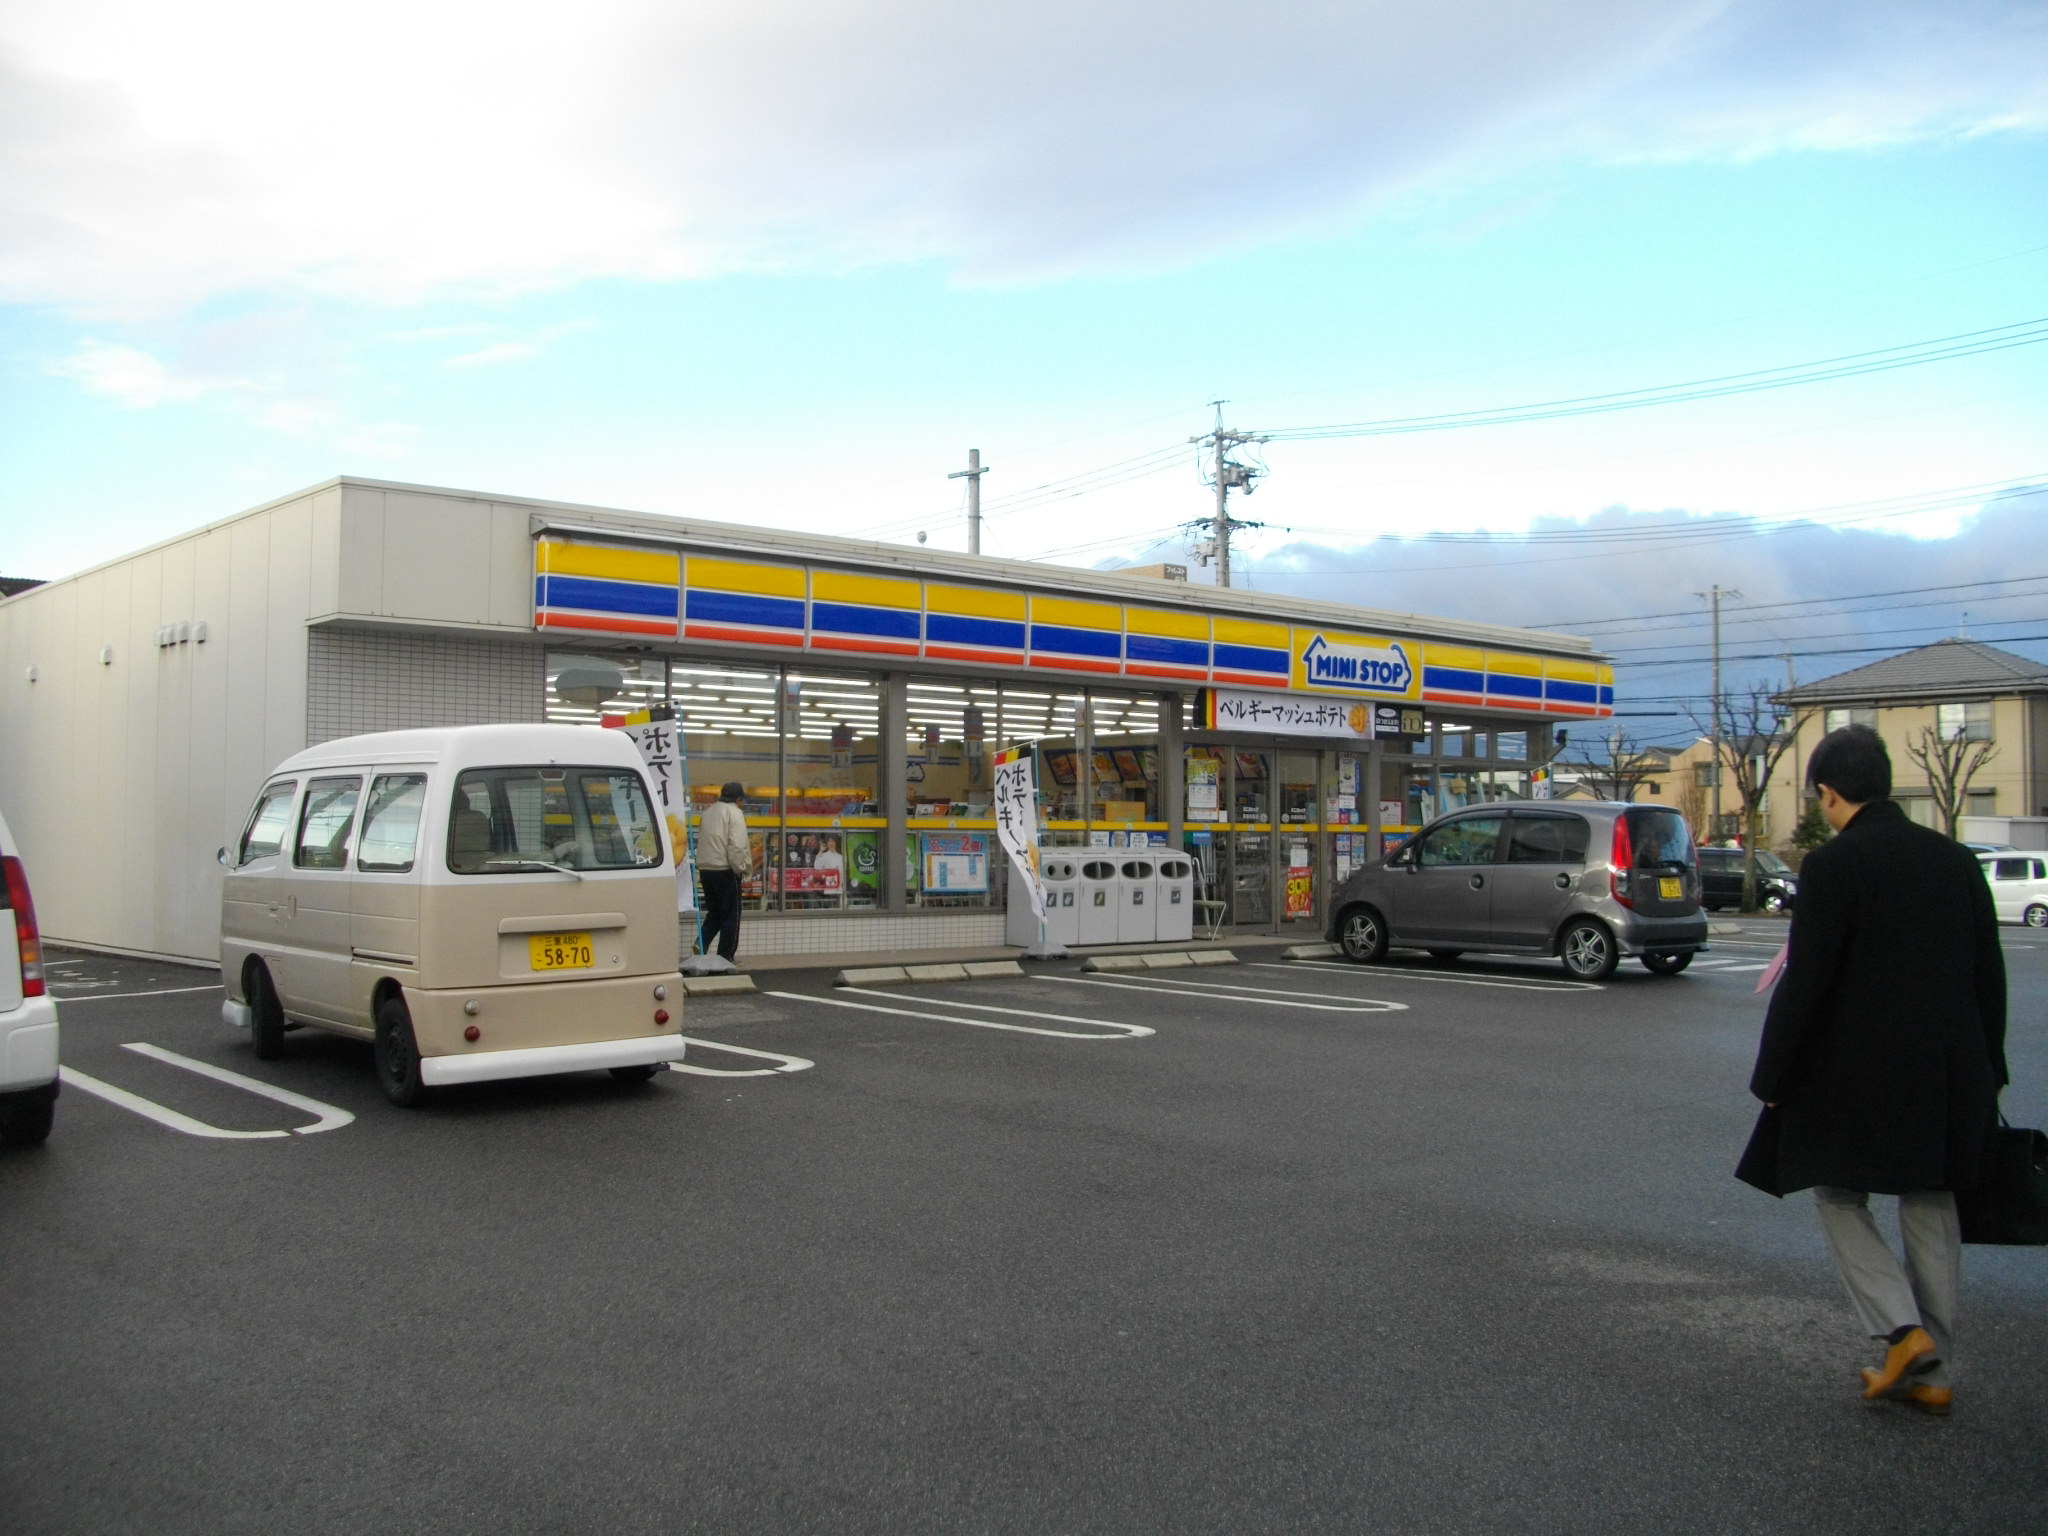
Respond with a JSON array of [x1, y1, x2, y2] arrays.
[[696, 781, 753, 962]]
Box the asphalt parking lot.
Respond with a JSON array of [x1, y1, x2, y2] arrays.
[[5, 924, 2045, 1534]]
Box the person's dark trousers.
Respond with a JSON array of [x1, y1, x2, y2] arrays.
[[699, 869, 742, 961]]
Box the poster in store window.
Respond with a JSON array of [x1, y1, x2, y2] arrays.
[[1185, 751, 1221, 821], [1284, 841, 1314, 920]]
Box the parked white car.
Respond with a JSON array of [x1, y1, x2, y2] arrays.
[[1979, 852, 2048, 928], [0, 808, 58, 1145]]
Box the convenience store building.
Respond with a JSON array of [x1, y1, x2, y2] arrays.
[[0, 477, 1613, 964]]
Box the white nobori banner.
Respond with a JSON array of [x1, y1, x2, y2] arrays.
[[992, 746, 1046, 926]]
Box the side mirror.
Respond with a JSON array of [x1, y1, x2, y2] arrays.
[[217, 846, 231, 868]]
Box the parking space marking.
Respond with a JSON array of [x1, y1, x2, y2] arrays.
[[1702, 962, 1766, 973], [1258, 961, 1599, 994], [51, 985, 222, 1002], [1039, 973, 1408, 1014], [122, 1043, 355, 1133], [770, 990, 1154, 1039], [670, 1037, 816, 1077], [59, 1066, 291, 1140]]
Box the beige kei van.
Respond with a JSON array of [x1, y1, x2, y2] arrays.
[[219, 724, 685, 1105]]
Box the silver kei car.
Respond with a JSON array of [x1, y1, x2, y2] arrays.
[[1325, 801, 1709, 979]]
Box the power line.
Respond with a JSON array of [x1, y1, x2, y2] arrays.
[[1546, 570, 2048, 631]]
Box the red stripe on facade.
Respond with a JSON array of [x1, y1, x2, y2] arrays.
[[811, 635, 919, 657], [537, 611, 678, 637], [1211, 670, 1290, 689], [1483, 696, 1544, 711], [683, 622, 805, 648], [1124, 663, 1209, 681], [922, 644, 1026, 666]]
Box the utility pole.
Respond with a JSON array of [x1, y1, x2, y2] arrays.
[[949, 449, 989, 555], [1697, 584, 1740, 839], [1189, 402, 1266, 588]]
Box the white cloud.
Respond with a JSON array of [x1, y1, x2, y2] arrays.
[[1, 2, 2043, 313], [442, 342, 540, 370], [48, 339, 221, 405]]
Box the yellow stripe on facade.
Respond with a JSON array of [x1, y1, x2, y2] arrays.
[[1124, 606, 1209, 640], [1213, 617, 1289, 648], [536, 539, 679, 585], [1424, 643, 1485, 671], [1596, 664, 1615, 688], [926, 583, 1026, 620], [1484, 650, 1542, 678], [1545, 657, 1596, 684], [685, 557, 807, 598], [1032, 596, 1122, 631], [811, 570, 920, 609]]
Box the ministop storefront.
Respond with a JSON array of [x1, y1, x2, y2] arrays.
[[0, 478, 1613, 964]]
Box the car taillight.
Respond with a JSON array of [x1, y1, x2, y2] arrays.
[[2, 855, 45, 998], [1609, 817, 1635, 910]]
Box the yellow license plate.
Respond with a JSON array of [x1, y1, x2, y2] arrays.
[[528, 932, 594, 971], [1659, 877, 1682, 900]]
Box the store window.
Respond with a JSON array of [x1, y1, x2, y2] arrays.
[[906, 680, 995, 910], [669, 662, 783, 912], [545, 652, 669, 724], [785, 670, 885, 910]]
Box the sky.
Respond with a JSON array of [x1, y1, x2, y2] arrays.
[[2, 0, 2046, 730]]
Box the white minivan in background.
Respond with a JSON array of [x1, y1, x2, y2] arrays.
[[220, 724, 686, 1106], [1979, 851, 2048, 928], [0, 807, 59, 1146]]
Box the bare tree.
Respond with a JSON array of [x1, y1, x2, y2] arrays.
[[1905, 727, 1997, 839], [1688, 684, 1814, 913], [1561, 729, 1666, 803]]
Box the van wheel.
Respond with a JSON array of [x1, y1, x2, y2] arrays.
[[610, 1064, 662, 1084], [247, 963, 286, 1060], [1559, 920, 1619, 981], [2025, 903, 2048, 929], [1642, 950, 1692, 975], [374, 995, 430, 1108], [0, 1086, 55, 1147], [1426, 949, 1463, 965], [1762, 891, 1789, 915], [1337, 905, 1388, 964]]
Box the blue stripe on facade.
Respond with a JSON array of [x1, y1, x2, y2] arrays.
[[536, 574, 678, 619], [1029, 624, 1121, 660], [810, 601, 920, 641], [925, 613, 1025, 651], [1423, 666, 1485, 694], [1545, 679, 1598, 705], [1125, 634, 1210, 667], [1598, 685, 1615, 706], [685, 589, 806, 630], [1211, 643, 1288, 675], [1487, 673, 1543, 699]]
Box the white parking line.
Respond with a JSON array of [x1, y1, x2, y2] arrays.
[[60, 1067, 290, 1139], [669, 1036, 816, 1077], [122, 1043, 355, 1133], [1704, 962, 1766, 973], [1259, 961, 1600, 994], [51, 985, 221, 1002], [1039, 973, 1409, 1013], [769, 990, 1154, 1039]]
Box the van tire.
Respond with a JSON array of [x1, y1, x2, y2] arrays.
[[2025, 903, 2047, 929], [247, 963, 286, 1060], [1337, 905, 1388, 964], [374, 995, 430, 1108], [0, 1085, 56, 1147], [610, 1064, 662, 1084], [1559, 919, 1619, 980]]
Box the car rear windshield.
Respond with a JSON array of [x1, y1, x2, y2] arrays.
[[448, 766, 663, 874], [1624, 808, 1696, 871]]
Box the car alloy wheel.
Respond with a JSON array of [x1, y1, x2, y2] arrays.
[[1339, 906, 1387, 964], [1559, 920, 1617, 980], [2027, 903, 2048, 929]]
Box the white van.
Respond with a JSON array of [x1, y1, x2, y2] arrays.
[[220, 724, 685, 1105], [0, 807, 59, 1145], [1979, 852, 2048, 928]]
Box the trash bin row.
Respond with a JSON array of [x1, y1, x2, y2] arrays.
[[1006, 852, 1199, 948]]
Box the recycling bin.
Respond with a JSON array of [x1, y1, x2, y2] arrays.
[[1154, 853, 1195, 942], [1117, 852, 1159, 943], [1008, 854, 1081, 947], [1076, 857, 1121, 944]]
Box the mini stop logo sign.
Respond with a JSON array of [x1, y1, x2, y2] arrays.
[[1299, 634, 1414, 695]]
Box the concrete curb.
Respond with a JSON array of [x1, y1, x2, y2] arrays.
[[1281, 942, 1340, 959], [679, 974, 756, 997], [836, 960, 1026, 988], [1081, 950, 1239, 973]]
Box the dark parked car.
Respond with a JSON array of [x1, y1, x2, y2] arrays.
[[1325, 801, 1708, 979], [1696, 846, 1796, 913]]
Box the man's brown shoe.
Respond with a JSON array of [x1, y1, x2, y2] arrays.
[[1902, 1383, 1953, 1416], [1859, 1327, 1938, 1399]]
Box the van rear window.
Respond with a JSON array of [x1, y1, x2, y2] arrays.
[[1625, 808, 1696, 870], [448, 766, 663, 875]]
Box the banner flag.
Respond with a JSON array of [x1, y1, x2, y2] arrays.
[[992, 745, 1045, 926], [615, 708, 697, 913]]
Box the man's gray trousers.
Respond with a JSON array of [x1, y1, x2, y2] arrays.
[[1812, 1186, 1960, 1386]]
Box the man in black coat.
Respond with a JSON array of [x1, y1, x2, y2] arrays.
[[1742, 725, 2006, 1414]]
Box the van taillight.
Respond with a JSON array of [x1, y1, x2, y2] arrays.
[[1609, 818, 1635, 910], [2, 856, 45, 998]]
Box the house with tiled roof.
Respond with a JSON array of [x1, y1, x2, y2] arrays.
[[1767, 638, 2048, 840]]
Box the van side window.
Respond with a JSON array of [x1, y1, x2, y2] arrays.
[[1505, 815, 1590, 865], [1992, 858, 2029, 881], [294, 777, 363, 870], [447, 766, 663, 874], [238, 781, 298, 864], [357, 774, 428, 874], [1415, 817, 1504, 868]]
